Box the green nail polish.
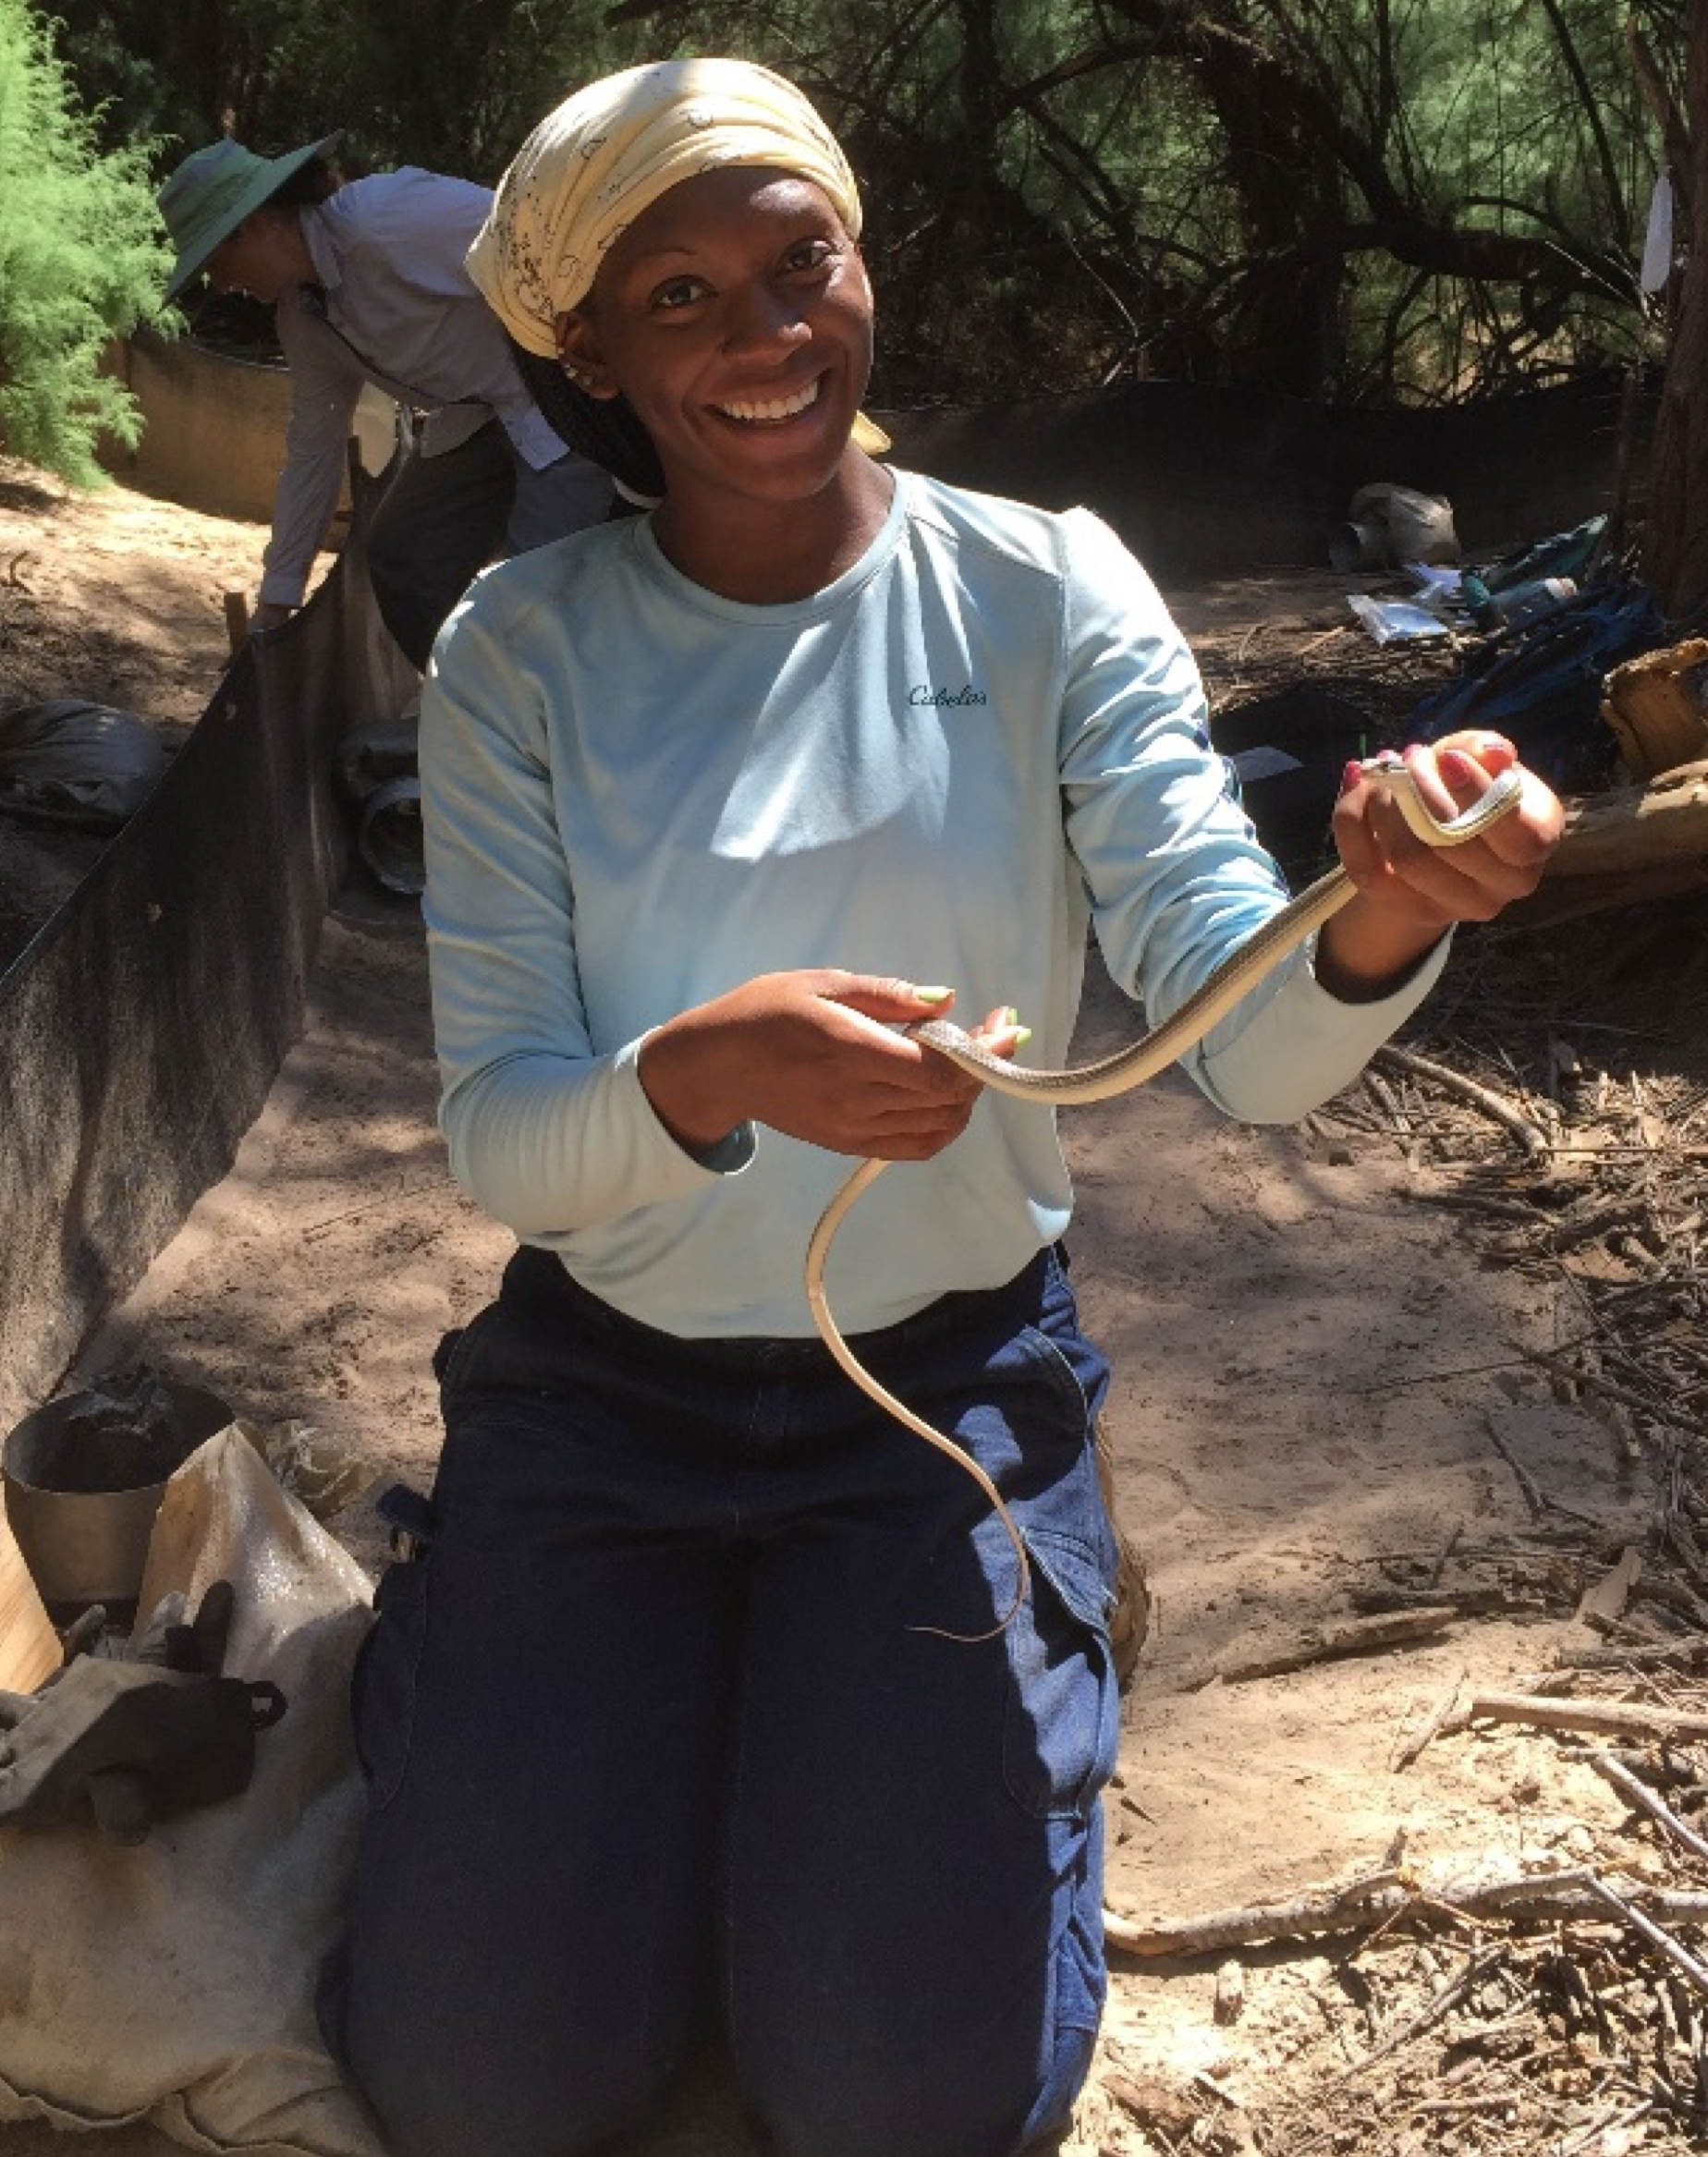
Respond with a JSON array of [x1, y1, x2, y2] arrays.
[[914, 985, 953, 1004], [1004, 1006, 1019, 1027], [1012, 1026, 1032, 1048]]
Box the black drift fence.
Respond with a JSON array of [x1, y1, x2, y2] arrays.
[[0, 463, 414, 1431]]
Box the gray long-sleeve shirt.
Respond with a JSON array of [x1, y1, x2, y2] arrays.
[[261, 167, 583, 608]]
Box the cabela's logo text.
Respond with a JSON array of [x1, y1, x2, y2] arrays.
[[909, 684, 988, 707]]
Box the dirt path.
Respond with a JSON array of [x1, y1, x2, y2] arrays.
[[36, 879, 1659, 2157], [0, 455, 269, 959], [0, 469, 1693, 2156]]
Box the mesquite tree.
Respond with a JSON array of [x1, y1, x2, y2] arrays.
[[599, 0, 1665, 404], [46, 0, 1686, 410]]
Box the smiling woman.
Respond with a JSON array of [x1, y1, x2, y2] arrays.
[[554, 165, 885, 601], [314, 55, 1566, 2157]]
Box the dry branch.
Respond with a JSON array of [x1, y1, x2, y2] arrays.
[[1484, 1412, 1548, 1517], [1372, 1045, 1550, 1158], [1503, 856, 1708, 928], [1514, 1339, 1688, 1438], [1497, 760, 1708, 926], [1104, 1866, 1708, 1957], [1104, 1869, 1404, 1956], [1184, 1607, 1458, 1689], [1465, 1689, 1708, 1742], [1333, 1947, 1504, 2078], [1553, 1634, 1708, 1674], [1557, 2102, 1654, 2157], [1585, 1749, 1708, 1865], [1581, 1874, 1708, 1996], [1391, 1685, 1464, 1774]]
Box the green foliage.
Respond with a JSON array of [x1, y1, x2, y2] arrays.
[[27, 0, 1695, 408], [0, 0, 176, 484], [50, 0, 640, 181]]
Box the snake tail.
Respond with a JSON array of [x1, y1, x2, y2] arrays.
[[803, 1155, 1031, 1643]]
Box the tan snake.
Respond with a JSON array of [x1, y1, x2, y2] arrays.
[[803, 752, 1527, 1640]]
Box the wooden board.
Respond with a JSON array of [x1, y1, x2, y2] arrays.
[[0, 1486, 60, 1693]]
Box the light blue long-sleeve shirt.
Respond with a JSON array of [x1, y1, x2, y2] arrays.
[[421, 470, 1446, 1338]]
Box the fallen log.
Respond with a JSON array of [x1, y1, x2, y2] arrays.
[[1546, 758, 1708, 875], [1505, 758, 1708, 927], [1601, 640, 1708, 780]]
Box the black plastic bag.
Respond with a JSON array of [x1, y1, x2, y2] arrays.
[[1408, 579, 1668, 796], [0, 700, 167, 832]]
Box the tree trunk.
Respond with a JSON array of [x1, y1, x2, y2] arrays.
[[1644, 1, 1708, 623]]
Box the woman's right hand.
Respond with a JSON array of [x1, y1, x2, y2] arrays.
[[637, 969, 1026, 1162]]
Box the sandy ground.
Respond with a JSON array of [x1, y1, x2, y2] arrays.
[[0, 468, 1686, 2156]]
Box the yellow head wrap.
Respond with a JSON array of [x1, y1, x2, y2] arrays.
[[469, 57, 889, 456]]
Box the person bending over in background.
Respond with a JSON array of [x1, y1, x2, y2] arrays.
[[319, 55, 1566, 2157], [156, 133, 614, 669]]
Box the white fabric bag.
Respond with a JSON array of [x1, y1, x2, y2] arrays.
[[0, 1428, 382, 2157]]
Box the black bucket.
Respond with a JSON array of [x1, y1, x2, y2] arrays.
[[1, 1376, 232, 1625]]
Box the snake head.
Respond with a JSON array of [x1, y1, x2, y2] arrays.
[[1358, 749, 1525, 846]]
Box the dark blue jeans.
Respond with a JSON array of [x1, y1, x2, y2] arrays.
[[322, 1243, 1119, 2157]]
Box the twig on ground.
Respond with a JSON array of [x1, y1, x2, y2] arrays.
[[1426, 1522, 1463, 1590], [1555, 2098, 1653, 2157], [1584, 1750, 1708, 1866], [1362, 1065, 1412, 1139], [300, 1179, 444, 1241], [1515, 1339, 1689, 1441], [1392, 1668, 1468, 1773], [1461, 1689, 1708, 1743], [1184, 1607, 1458, 1689], [1636, 1573, 1708, 1633], [1104, 1870, 1404, 1957], [1484, 1412, 1548, 1517], [1583, 1874, 1708, 1997], [1333, 1946, 1506, 2079], [1104, 1866, 1708, 1957], [1374, 1044, 1551, 1159], [1554, 1634, 1708, 1674]]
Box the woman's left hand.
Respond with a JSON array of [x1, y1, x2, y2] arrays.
[[1317, 731, 1566, 999]]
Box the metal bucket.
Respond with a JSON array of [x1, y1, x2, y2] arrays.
[[1, 1380, 232, 1622]]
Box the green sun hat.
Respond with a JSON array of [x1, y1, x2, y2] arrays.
[[157, 132, 344, 302]]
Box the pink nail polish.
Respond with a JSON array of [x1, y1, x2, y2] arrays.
[[1341, 760, 1363, 794]]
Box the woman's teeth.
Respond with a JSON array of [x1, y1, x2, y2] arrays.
[[718, 379, 820, 423]]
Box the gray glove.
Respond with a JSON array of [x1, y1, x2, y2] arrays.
[[0, 1580, 286, 1843]]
